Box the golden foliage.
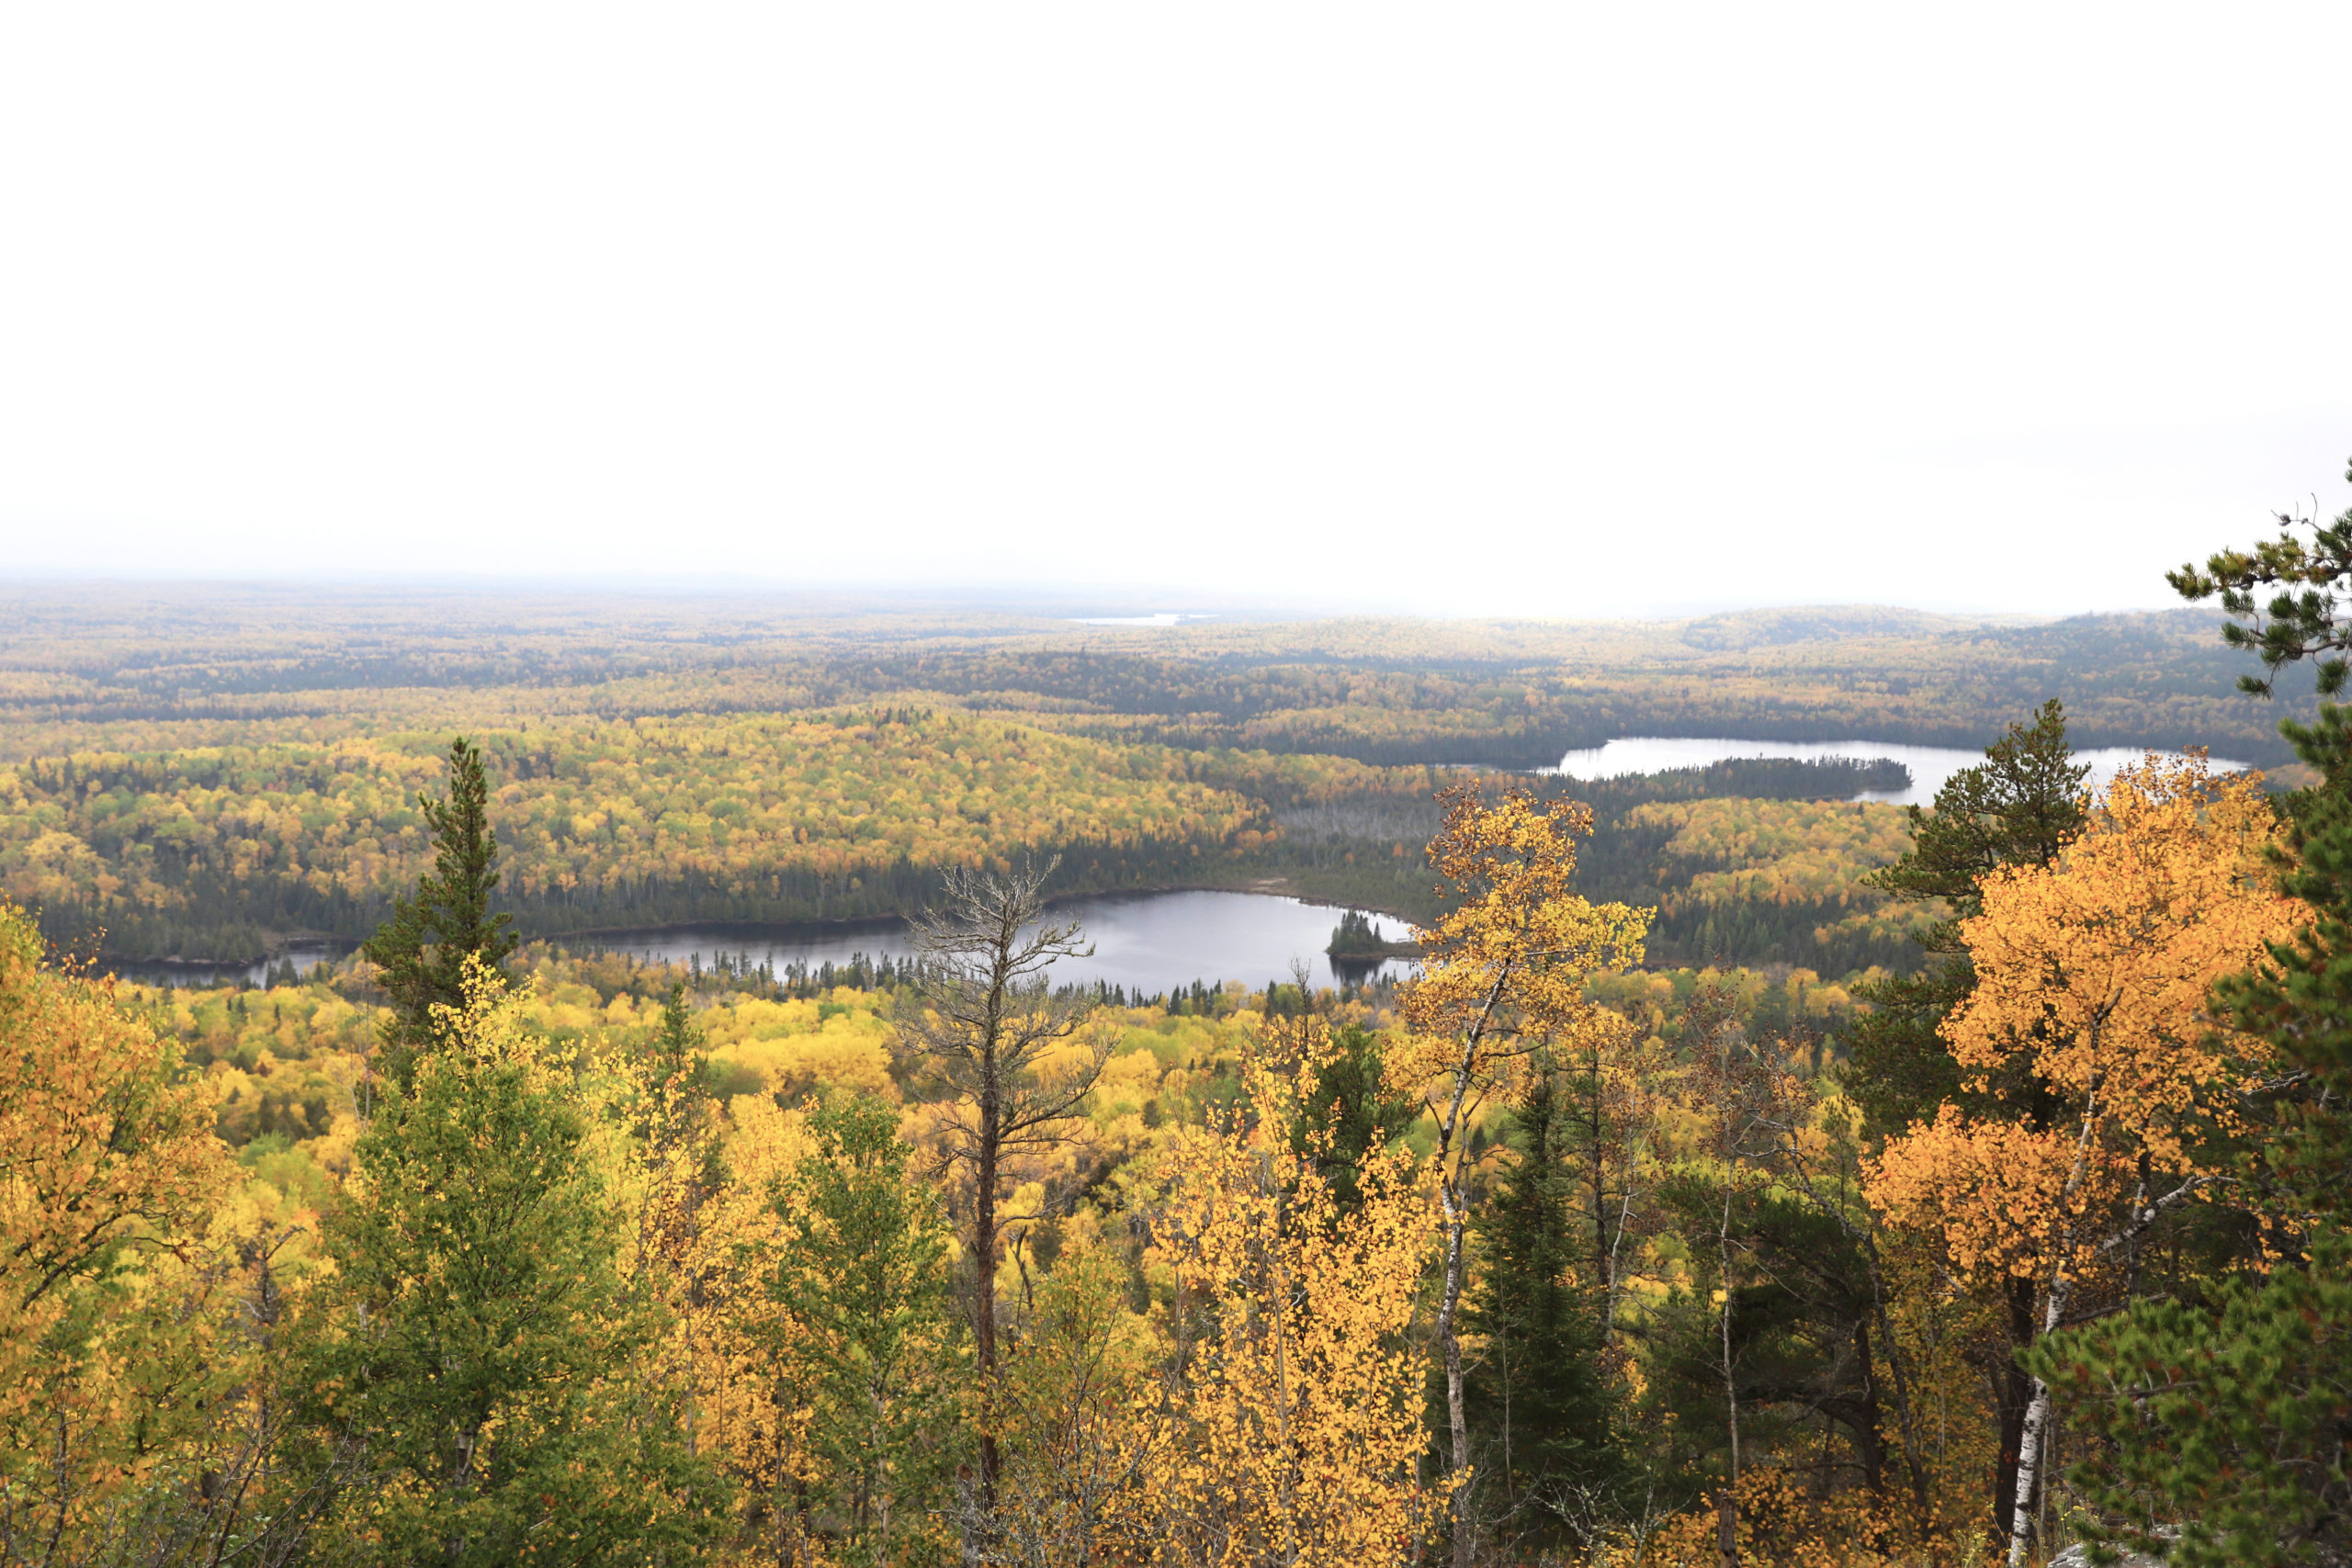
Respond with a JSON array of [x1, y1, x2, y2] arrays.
[[1138, 1019, 1448, 1568], [0, 902, 265, 1557], [1869, 755, 2299, 1281], [0, 712, 1275, 939], [1396, 784, 1650, 1079]]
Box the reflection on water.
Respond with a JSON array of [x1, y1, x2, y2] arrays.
[[1549, 737, 2245, 807], [595, 891, 1418, 995], [105, 944, 347, 990]]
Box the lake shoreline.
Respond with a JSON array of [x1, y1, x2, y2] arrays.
[[551, 881, 1419, 950]]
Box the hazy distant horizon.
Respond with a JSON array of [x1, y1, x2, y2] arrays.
[[0, 571, 2205, 629]]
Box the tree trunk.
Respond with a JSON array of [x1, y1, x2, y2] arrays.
[[975, 1079, 1001, 1511], [1992, 1274, 2036, 1547], [2006, 1269, 2072, 1568], [1716, 1177, 1739, 1568], [1588, 1089, 1613, 1305], [1438, 1193, 1473, 1568], [1853, 1317, 1887, 1496]]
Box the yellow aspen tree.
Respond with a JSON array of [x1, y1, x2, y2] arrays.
[[678, 1094, 827, 1562], [1864, 756, 2300, 1568], [991, 1246, 1166, 1568], [1391, 784, 1649, 1568], [0, 902, 235, 1558], [1141, 1018, 1448, 1568]]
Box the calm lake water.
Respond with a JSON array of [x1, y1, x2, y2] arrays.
[[107, 944, 351, 990], [105, 892, 1412, 994], [1549, 737, 2245, 807], [593, 891, 1414, 995]]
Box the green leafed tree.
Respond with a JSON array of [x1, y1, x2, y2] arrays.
[[360, 737, 517, 1089], [761, 1093, 963, 1567], [302, 972, 722, 1564]]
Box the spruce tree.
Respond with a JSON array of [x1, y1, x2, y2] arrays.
[[1844, 699, 2087, 1139], [1463, 1057, 1618, 1551], [760, 1095, 961, 1565], [1290, 1022, 1417, 1215], [361, 737, 517, 1089]]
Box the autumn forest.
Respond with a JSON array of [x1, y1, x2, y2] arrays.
[[6, 532, 2352, 1566]]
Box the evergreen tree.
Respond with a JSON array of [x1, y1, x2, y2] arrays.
[[652, 980, 702, 1074], [360, 737, 517, 1089], [2216, 700, 2352, 1215], [303, 975, 721, 1563], [2027, 1226, 2351, 1568], [1290, 1021, 1417, 1215], [2030, 483, 2352, 1565], [1462, 1058, 1619, 1551], [763, 1094, 961, 1566], [1844, 699, 2087, 1141]]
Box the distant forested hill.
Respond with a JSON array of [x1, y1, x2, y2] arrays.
[[0, 588, 2298, 763]]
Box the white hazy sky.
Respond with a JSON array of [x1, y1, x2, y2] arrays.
[[3, 5, 2347, 618]]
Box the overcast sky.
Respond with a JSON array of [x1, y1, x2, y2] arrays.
[[3, 6, 2346, 618]]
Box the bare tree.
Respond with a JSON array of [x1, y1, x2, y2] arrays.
[[900, 860, 1112, 1524]]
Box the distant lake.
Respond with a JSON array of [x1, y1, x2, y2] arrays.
[[107, 943, 351, 990], [1549, 737, 2246, 807], [107, 891, 1413, 994], [594, 890, 1413, 994]]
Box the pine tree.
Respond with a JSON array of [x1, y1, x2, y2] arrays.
[[2028, 1226, 2351, 1568], [1463, 1057, 1619, 1552], [1845, 699, 2087, 1141], [360, 737, 517, 1089], [1290, 1021, 1416, 1215], [2217, 700, 2352, 1214]]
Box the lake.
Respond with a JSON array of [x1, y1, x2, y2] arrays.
[[1548, 737, 2245, 807], [590, 890, 1415, 995], [106, 891, 1414, 994], [107, 944, 353, 990]]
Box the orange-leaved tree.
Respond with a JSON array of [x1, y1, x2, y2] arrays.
[[1864, 756, 2299, 1567], [1141, 1016, 1447, 1568], [1392, 783, 1648, 1568]]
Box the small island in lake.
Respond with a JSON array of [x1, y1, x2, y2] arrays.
[[1327, 908, 1423, 961]]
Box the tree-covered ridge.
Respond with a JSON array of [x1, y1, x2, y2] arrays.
[[0, 712, 1284, 957], [4, 700, 1944, 964]]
